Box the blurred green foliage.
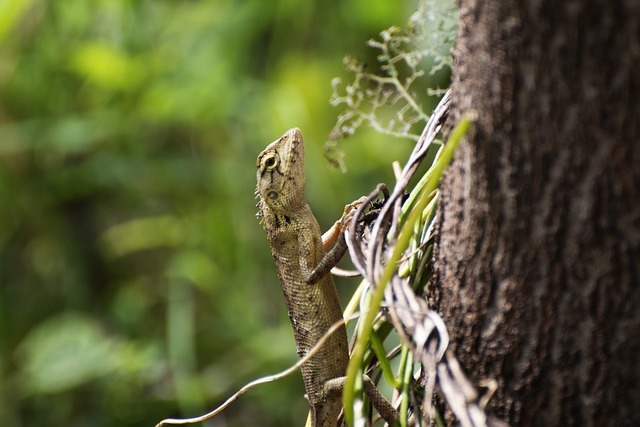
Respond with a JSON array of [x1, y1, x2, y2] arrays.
[[0, 1, 449, 426]]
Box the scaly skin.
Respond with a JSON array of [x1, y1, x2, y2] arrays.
[[256, 128, 349, 426]]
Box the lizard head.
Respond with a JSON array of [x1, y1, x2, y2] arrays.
[[256, 127, 306, 214]]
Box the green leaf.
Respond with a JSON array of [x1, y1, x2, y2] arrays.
[[15, 313, 119, 395], [69, 42, 145, 91]]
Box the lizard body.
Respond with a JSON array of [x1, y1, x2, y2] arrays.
[[256, 128, 349, 426], [257, 128, 397, 427]]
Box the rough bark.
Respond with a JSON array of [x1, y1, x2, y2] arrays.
[[431, 1, 640, 426]]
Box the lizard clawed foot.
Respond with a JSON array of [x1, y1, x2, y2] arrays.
[[322, 196, 370, 250], [339, 196, 370, 229]]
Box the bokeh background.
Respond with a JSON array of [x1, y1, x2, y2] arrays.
[[0, 1, 436, 426]]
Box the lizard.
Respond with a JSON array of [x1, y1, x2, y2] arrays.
[[256, 128, 397, 427]]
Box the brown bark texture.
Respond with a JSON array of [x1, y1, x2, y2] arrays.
[[431, 1, 640, 426]]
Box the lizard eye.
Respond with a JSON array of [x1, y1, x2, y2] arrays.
[[263, 155, 278, 169]]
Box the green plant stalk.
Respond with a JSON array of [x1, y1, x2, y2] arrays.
[[405, 191, 437, 278], [369, 328, 401, 388], [411, 193, 439, 285], [435, 407, 446, 427], [397, 345, 411, 427], [342, 117, 472, 425], [400, 142, 442, 216], [399, 349, 414, 427], [343, 279, 367, 327]]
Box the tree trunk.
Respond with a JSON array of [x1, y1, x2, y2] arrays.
[[431, 1, 640, 426]]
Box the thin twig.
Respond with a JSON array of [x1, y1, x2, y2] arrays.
[[155, 312, 363, 427]]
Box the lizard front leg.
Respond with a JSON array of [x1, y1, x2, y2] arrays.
[[303, 197, 369, 285]]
